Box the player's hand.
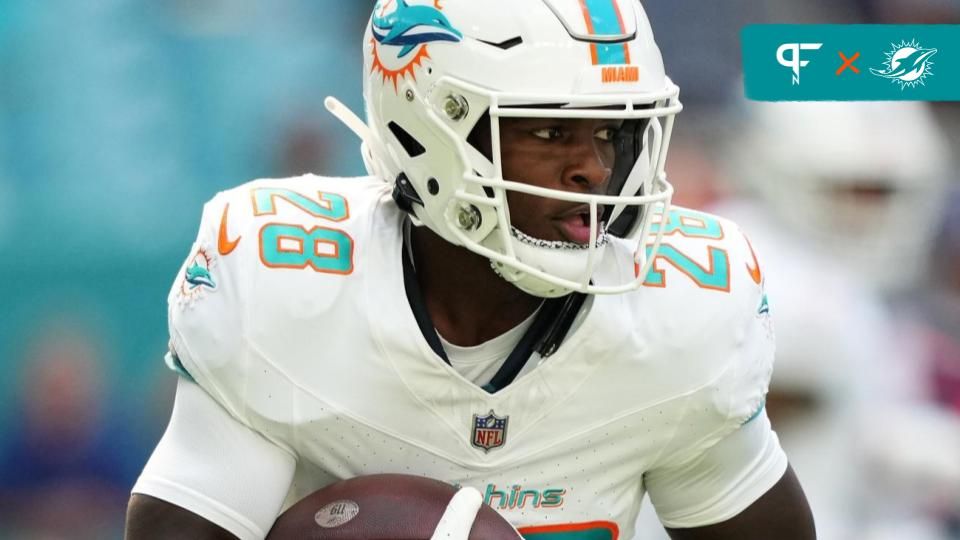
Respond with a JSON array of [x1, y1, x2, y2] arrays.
[[430, 486, 506, 540]]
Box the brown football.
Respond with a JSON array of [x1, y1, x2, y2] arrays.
[[266, 474, 520, 539]]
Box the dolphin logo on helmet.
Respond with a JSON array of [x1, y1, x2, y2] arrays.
[[371, 0, 463, 58], [330, 0, 682, 298]]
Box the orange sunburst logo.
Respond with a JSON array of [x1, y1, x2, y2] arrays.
[[370, 38, 432, 92]]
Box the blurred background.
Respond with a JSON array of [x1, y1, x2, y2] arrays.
[[0, 1, 957, 538]]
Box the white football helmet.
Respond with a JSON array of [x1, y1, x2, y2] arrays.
[[728, 101, 952, 293], [327, 0, 681, 297]]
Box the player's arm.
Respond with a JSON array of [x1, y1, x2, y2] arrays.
[[646, 410, 815, 540], [649, 226, 815, 538], [126, 377, 296, 540], [125, 494, 237, 540], [664, 464, 814, 540]]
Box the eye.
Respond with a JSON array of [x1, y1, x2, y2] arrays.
[[531, 127, 563, 141], [594, 126, 620, 143]]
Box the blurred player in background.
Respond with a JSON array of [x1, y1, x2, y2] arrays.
[[126, 1, 814, 539], [727, 101, 952, 298], [647, 100, 960, 540], [0, 318, 137, 539]]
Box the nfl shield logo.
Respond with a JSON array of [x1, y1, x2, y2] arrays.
[[471, 410, 508, 452]]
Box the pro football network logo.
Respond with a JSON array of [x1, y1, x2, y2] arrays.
[[370, 0, 462, 91], [177, 246, 218, 307], [870, 39, 938, 89], [776, 42, 823, 85], [471, 410, 508, 453]]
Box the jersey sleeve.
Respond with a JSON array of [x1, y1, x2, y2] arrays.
[[644, 411, 787, 528], [142, 186, 301, 536], [167, 180, 312, 442], [644, 223, 784, 527], [165, 188, 252, 424], [164, 176, 380, 438], [132, 378, 297, 540]]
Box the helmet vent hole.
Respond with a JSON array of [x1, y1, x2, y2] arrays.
[[387, 121, 426, 158], [427, 178, 440, 195]]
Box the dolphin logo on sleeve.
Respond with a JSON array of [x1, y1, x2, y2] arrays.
[[185, 260, 216, 290]]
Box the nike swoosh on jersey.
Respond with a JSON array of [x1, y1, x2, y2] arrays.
[[218, 203, 241, 256], [744, 236, 762, 285]]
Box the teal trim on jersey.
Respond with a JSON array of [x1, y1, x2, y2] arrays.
[[743, 399, 766, 425], [758, 293, 770, 315], [643, 244, 731, 290], [164, 351, 195, 382], [649, 208, 724, 239], [252, 188, 348, 220], [522, 528, 615, 540], [260, 224, 353, 273], [583, 0, 627, 65]]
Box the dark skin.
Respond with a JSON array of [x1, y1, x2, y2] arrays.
[[126, 118, 815, 539], [125, 496, 235, 539], [127, 468, 814, 540], [414, 117, 618, 346], [666, 464, 814, 539]]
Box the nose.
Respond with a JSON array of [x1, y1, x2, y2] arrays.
[[562, 143, 612, 193]]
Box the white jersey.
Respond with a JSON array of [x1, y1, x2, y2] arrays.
[[135, 175, 785, 539]]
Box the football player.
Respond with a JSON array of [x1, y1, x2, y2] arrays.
[[719, 100, 958, 539], [125, 1, 814, 539], [724, 100, 952, 297]]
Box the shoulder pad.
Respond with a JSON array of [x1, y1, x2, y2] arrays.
[[166, 175, 396, 415]]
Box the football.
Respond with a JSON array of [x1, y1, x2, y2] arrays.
[[266, 474, 520, 539]]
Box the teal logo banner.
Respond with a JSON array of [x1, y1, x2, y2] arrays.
[[742, 25, 960, 101]]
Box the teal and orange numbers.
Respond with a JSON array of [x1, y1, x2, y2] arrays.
[[251, 188, 354, 275], [642, 208, 731, 292]]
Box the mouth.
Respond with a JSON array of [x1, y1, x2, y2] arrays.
[[553, 204, 608, 245]]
